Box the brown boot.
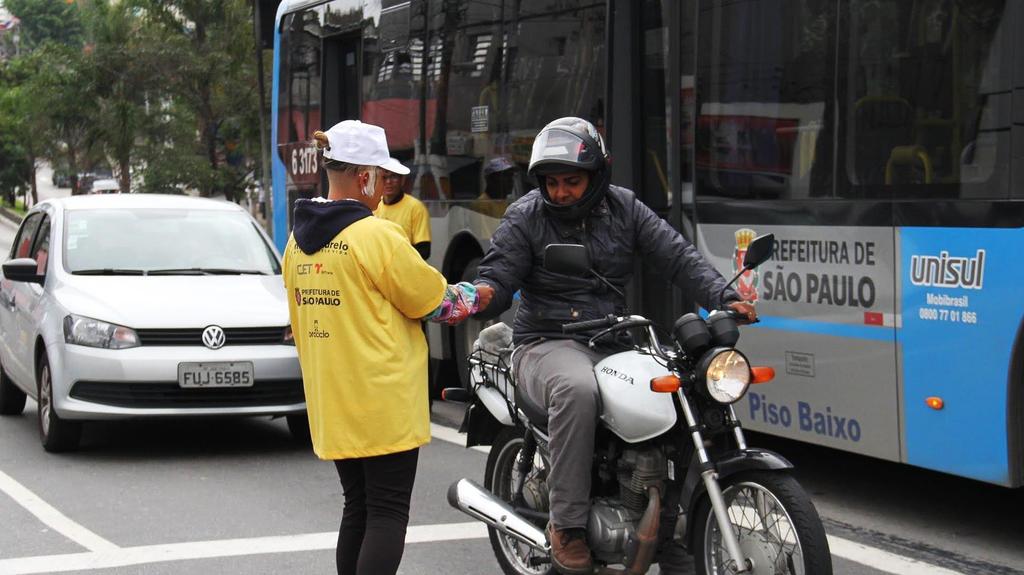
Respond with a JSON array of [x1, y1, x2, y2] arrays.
[[547, 524, 593, 574]]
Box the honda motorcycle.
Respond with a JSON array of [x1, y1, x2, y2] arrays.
[[444, 234, 832, 575]]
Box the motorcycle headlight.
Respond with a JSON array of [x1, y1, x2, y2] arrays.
[[700, 349, 750, 404], [63, 314, 140, 349]]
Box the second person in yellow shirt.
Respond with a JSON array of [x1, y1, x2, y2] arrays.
[[373, 161, 431, 259]]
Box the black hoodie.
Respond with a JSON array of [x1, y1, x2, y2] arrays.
[[292, 198, 373, 255]]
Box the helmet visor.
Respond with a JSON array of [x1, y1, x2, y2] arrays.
[[529, 129, 594, 171]]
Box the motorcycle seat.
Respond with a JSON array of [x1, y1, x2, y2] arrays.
[[514, 384, 549, 434]]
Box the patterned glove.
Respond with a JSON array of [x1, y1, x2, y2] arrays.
[[424, 282, 479, 325]]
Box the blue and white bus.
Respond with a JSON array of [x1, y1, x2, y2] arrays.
[[269, 0, 1024, 487]]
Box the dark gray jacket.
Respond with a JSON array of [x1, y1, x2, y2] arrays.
[[476, 185, 739, 345]]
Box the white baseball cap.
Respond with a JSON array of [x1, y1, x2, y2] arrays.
[[381, 157, 408, 175], [321, 120, 410, 175]]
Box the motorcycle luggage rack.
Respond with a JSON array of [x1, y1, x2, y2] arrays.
[[467, 346, 518, 423]]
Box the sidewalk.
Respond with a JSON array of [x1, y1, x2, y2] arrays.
[[0, 206, 22, 225]]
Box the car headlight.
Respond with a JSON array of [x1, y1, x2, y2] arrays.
[[63, 314, 140, 349], [701, 349, 750, 404]]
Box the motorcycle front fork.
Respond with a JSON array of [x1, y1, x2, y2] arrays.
[[677, 390, 752, 573]]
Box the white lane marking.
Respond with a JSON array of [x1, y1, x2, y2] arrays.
[[0, 522, 489, 575], [0, 424, 972, 575], [828, 535, 966, 575], [0, 470, 118, 553], [430, 422, 489, 453]]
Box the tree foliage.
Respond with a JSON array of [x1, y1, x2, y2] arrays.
[[4, 0, 84, 51], [0, 0, 262, 201]]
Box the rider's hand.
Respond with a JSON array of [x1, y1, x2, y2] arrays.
[[728, 300, 757, 324], [474, 283, 495, 313]]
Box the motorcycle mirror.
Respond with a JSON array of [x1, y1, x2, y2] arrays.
[[543, 244, 591, 276], [742, 233, 775, 270]]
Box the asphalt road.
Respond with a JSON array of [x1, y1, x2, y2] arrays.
[[0, 214, 1021, 575]]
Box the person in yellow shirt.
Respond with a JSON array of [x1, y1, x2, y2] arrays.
[[283, 120, 477, 575], [373, 161, 431, 259]]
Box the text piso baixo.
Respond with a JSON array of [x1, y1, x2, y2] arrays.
[[747, 392, 862, 442]]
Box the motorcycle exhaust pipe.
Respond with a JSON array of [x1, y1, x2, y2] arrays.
[[447, 478, 550, 552]]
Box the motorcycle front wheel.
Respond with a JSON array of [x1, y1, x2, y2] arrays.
[[484, 427, 554, 575], [694, 471, 832, 575]]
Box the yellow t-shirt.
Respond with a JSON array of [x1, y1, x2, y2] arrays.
[[374, 194, 431, 245], [283, 216, 446, 460]]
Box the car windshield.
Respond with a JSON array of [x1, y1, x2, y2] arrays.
[[64, 208, 281, 275]]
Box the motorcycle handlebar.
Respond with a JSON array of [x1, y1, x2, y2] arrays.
[[562, 314, 619, 334], [722, 308, 759, 324]]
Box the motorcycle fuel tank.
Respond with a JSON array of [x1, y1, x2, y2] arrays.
[[594, 351, 678, 442]]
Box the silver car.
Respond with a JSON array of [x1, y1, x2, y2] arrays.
[[0, 195, 305, 452]]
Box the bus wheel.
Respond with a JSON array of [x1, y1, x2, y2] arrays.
[[453, 257, 490, 389]]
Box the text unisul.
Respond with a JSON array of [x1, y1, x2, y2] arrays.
[[910, 250, 985, 290]]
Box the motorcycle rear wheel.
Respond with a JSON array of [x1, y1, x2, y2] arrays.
[[693, 471, 832, 575], [484, 427, 555, 575]]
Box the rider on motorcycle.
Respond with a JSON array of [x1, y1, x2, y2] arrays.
[[472, 117, 757, 574]]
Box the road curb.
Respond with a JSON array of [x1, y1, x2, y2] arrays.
[[0, 207, 22, 225]]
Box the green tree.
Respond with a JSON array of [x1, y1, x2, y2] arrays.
[[0, 54, 50, 206], [22, 43, 101, 195], [4, 0, 84, 51], [132, 0, 259, 201], [0, 66, 32, 205], [81, 0, 154, 194]]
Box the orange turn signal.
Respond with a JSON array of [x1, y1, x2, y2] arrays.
[[751, 366, 775, 384], [650, 375, 681, 393], [925, 396, 944, 410]]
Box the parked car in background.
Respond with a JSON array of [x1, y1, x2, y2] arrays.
[[88, 179, 120, 194], [0, 195, 305, 452], [51, 168, 72, 189]]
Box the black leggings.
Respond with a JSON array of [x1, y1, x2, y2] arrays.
[[333, 448, 419, 575]]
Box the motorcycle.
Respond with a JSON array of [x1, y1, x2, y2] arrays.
[[444, 233, 832, 575]]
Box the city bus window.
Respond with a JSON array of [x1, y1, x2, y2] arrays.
[[412, 0, 505, 202], [695, 0, 837, 201], [410, 0, 605, 208], [840, 0, 1010, 199], [356, 1, 427, 178], [277, 11, 323, 223], [506, 0, 606, 198]]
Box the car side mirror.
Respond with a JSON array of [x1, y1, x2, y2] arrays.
[[3, 258, 44, 285], [543, 244, 591, 277], [742, 233, 775, 270]]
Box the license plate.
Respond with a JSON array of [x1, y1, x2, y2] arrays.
[[177, 362, 255, 388]]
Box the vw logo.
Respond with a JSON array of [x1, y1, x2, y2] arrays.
[[202, 326, 226, 350]]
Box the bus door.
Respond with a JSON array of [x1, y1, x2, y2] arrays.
[[619, 0, 689, 332], [320, 33, 361, 195]]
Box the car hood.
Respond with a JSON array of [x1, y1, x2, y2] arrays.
[[54, 275, 289, 329]]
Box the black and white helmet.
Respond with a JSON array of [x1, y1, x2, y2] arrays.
[[528, 117, 610, 220]]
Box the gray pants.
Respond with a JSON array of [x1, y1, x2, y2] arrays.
[[514, 338, 696, 573], [513, 338, 604, 530]]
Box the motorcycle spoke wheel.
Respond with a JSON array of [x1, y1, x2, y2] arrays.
[[704, 476, 806, 568], [486, 429, 551, 575]]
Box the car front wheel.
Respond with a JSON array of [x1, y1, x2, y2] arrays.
[[37, 354, 82, 452]]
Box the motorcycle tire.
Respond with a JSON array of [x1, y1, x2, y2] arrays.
[[693, 470, 832, 575], [484, 427, 555, 575]]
